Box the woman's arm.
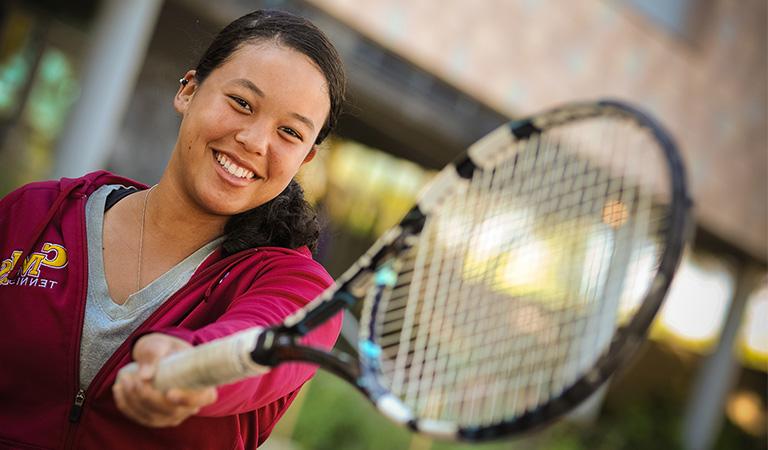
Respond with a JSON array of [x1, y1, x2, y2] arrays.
[[114, 252, 341, 424]]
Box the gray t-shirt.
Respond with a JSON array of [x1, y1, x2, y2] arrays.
[[79, 185, 223, 389]]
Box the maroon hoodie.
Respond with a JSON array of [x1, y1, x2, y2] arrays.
[[0, 172, 341, 449]]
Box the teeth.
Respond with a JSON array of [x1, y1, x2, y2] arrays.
[[215, 151, 255, 179]]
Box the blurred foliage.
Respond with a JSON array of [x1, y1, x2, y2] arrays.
[[276, 366, 763, 450], [0, 3, 78, 197], [538, 395, 685, 450], [0, 45, 77, 196], [320, 140, 432, 238], [24, 48, 78, 139], [288, 370, 412, 450]]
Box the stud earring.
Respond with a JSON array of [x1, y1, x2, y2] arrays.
[[179, 78, 189, 86]]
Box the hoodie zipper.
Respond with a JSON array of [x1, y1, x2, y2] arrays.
[[64, 248, 257, 444], [63, 194, 89, 449], [68, 389, 86, 422]]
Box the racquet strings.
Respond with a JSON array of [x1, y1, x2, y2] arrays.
[[360, 115, 671, 427]]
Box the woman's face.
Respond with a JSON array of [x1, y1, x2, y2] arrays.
[[169, 42, 330, 216]]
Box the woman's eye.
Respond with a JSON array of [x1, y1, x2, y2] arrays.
[[280, 127, 303, 141], [229, 96, 251, 112]]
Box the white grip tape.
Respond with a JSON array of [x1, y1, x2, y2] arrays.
[[119, 327, 271, 391]]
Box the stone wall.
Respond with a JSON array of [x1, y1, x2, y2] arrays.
[[308, 0, 767, 260]]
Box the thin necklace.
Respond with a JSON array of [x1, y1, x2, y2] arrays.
[[136, 185, 157, 293]]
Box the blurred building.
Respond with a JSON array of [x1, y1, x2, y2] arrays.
[[0, 0, 765, 449]]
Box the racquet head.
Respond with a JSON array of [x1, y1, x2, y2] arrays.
[[345, 99, 691, 440]]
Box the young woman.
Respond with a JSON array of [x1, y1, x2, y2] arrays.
[[0, 10, 345, 449]]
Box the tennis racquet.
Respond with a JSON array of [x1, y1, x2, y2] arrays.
[[119, 99, 692, 441]]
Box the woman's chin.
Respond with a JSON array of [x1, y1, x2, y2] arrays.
[[198, 193, 263, 217]]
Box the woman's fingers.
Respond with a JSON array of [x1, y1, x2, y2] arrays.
[[166, 387, 218, 408], [113, 373, 202, 427], [112, 333, 218, 427]]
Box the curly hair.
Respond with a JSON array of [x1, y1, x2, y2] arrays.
[[221, 180, 320, 255]]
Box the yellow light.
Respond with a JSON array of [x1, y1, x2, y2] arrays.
[[655, 255, 733, 347], [743, 289, 768, 355], [726, 390, 766, 436], [499, 239, 550, 290], [602, 200, 629, 228], [739, 285, 768, 370]]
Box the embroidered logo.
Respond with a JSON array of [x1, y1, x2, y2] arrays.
[[0, 242, 68, 289]]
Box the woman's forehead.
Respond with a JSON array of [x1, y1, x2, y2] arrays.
[[218, 42, 320, 77], [208, 43, 330, 125], [217, 44, 326, 91]]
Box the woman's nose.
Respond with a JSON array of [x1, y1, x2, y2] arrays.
[[234, 121, 270, 155]]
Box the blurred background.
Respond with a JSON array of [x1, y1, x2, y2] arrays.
[[0, 0, 765, 448]]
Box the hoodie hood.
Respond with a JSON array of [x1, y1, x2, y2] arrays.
[[6, 171, 148, 281]]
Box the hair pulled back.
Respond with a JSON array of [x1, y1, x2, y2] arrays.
[[194, 9, 345, 145], [193, 10, 345, 255]]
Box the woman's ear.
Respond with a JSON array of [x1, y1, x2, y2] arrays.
[[302, 146, 318, 164], [173, 70, 198, 114]]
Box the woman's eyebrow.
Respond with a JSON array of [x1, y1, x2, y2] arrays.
[[292, 113, 315, 132], [233, 78, 264, 97]]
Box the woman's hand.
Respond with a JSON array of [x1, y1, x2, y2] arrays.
[[113, 333, 218, 427]]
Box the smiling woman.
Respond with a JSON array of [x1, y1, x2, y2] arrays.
[[0, 9, 345, 450], [167, 42, 327, 217]]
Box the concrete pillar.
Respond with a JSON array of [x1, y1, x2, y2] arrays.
[[682, 262, 763, 450], [52, 0, 164, 178]]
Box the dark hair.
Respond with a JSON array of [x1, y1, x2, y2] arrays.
[[193, 10, 345, 254], [194, 9, 345, 145], [222, 180, 319, 254]]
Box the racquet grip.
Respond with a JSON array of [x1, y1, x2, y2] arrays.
[[119, 327, 271, 391]]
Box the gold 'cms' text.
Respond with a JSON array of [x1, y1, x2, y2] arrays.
[[0, 243, 68, 285]]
